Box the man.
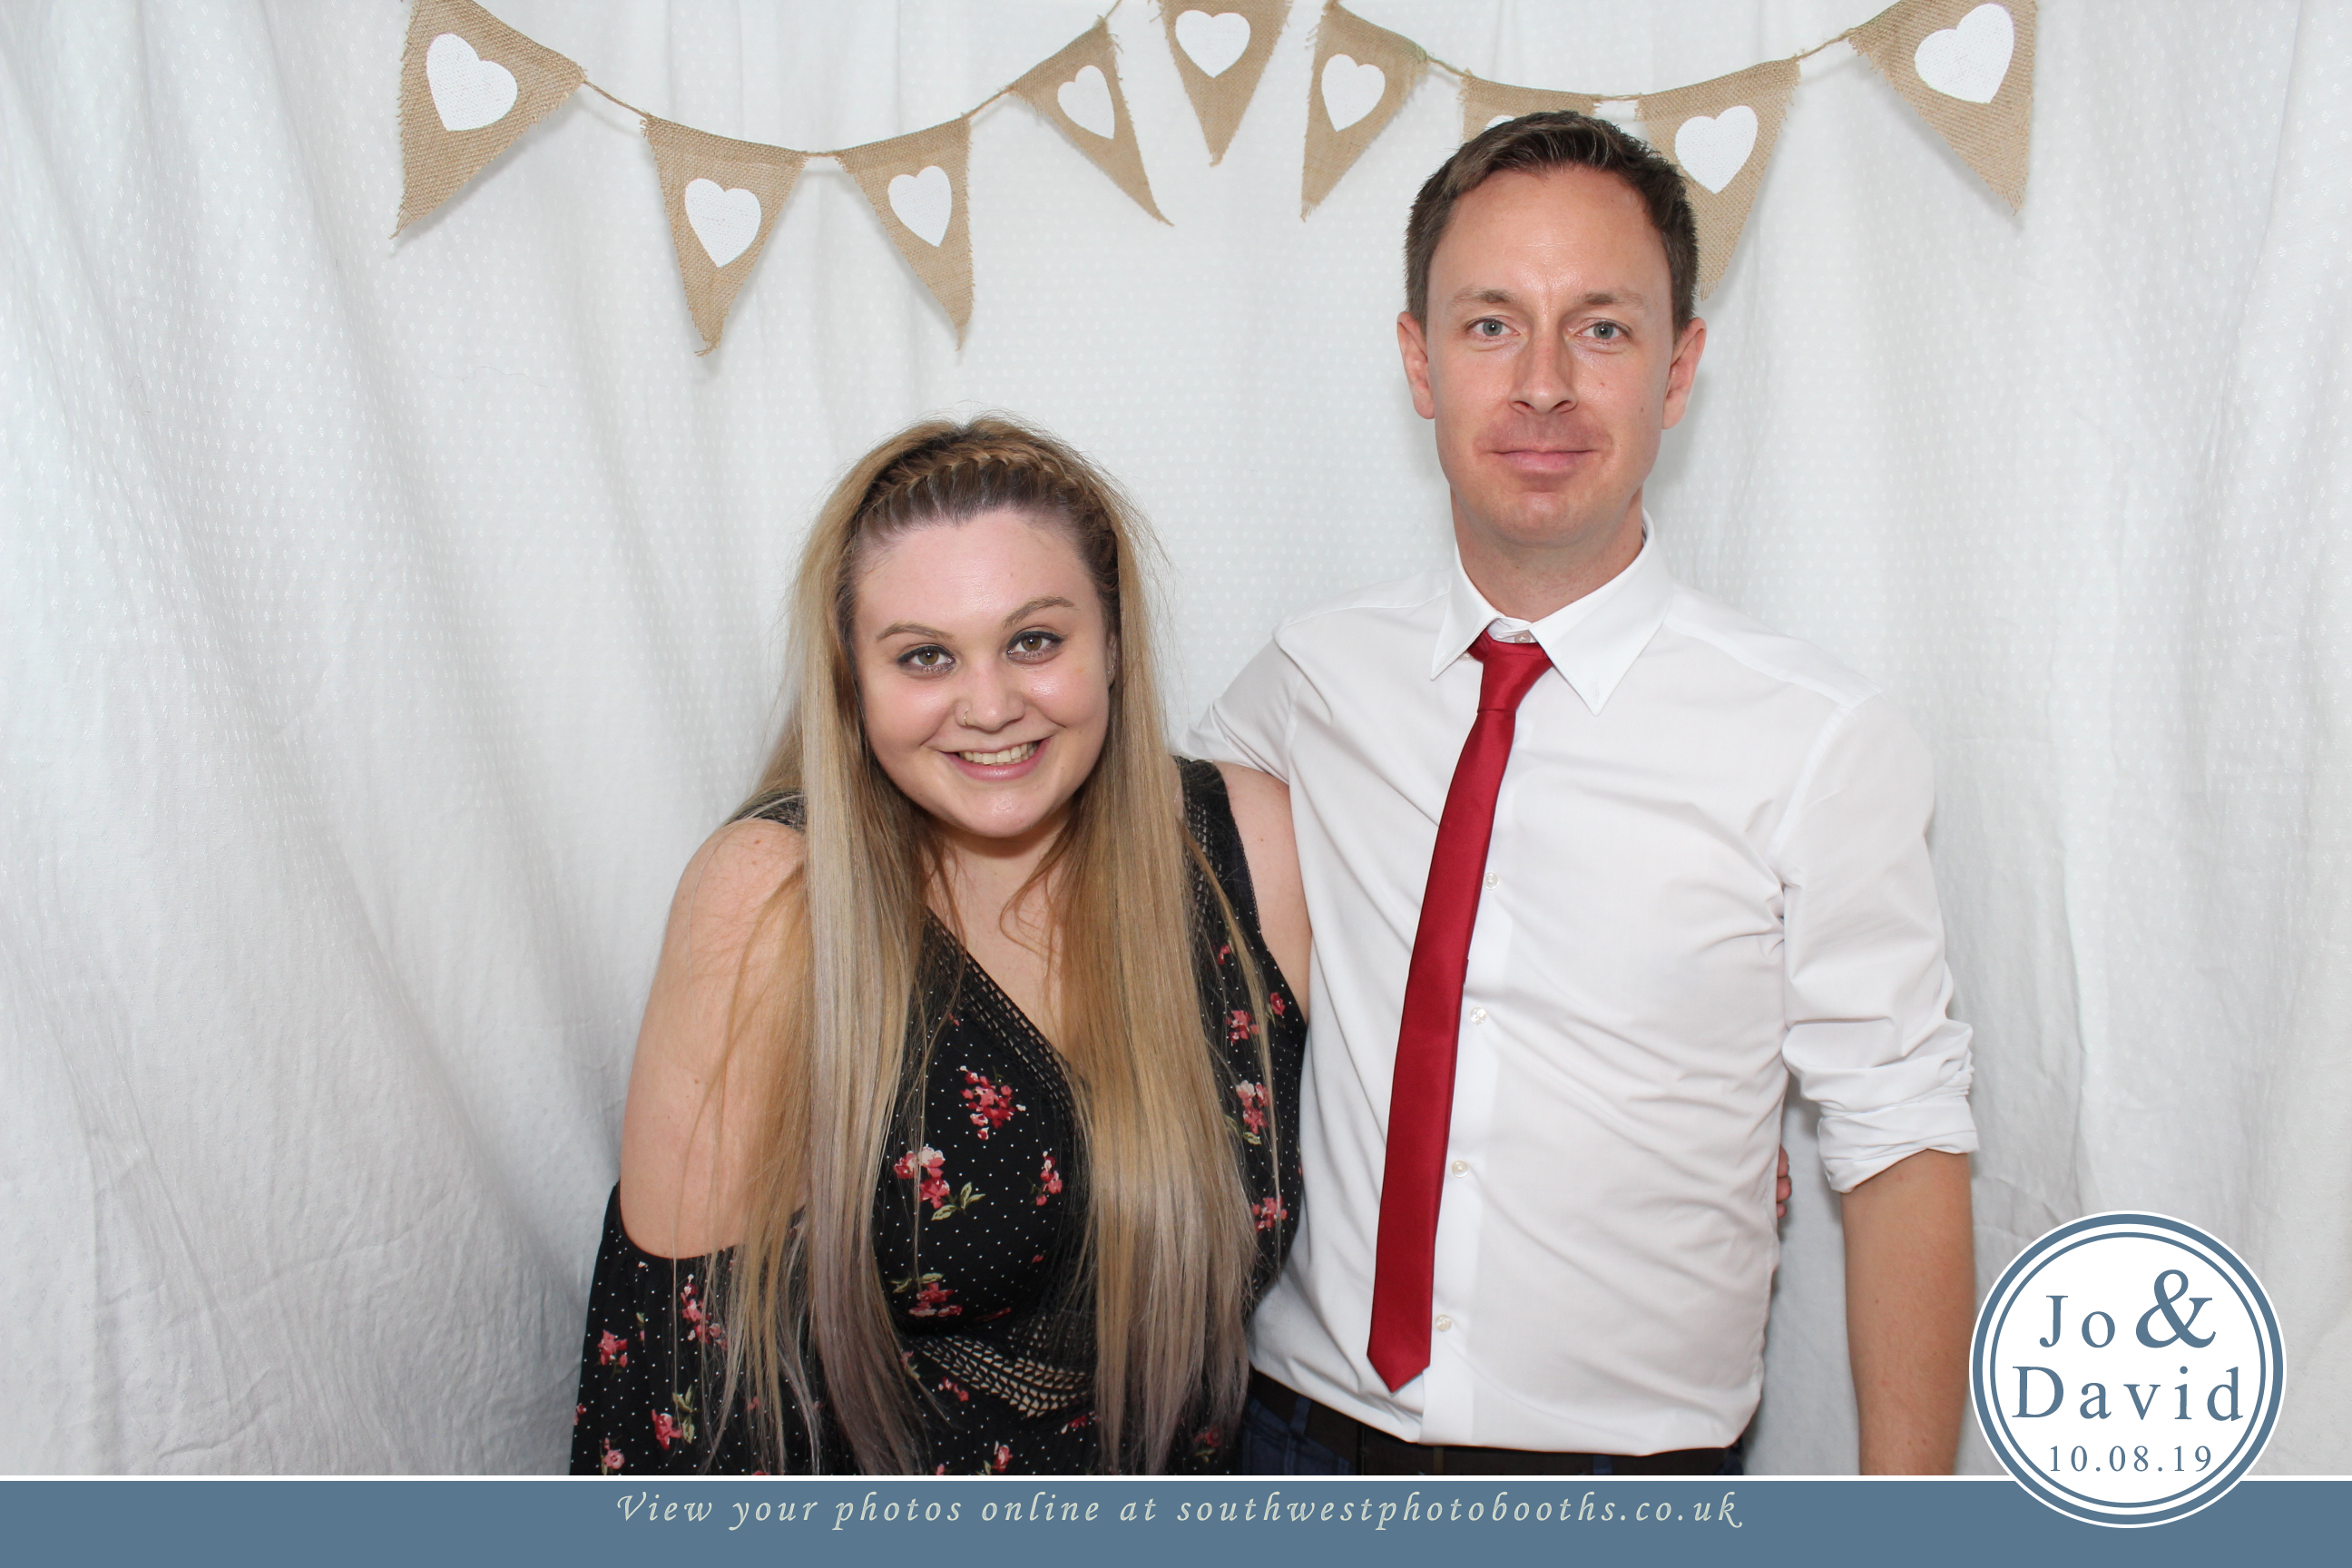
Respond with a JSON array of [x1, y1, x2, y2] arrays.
[[1192, 114, 1978, 1475]]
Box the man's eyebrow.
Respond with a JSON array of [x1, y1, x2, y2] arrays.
[[1446, 286, 1649, 310], [872, 597, 1075, 642]]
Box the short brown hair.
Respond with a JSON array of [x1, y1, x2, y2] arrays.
[[1404, 111, 1699, 329]]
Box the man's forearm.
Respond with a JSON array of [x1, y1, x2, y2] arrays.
[[1840, 1148, 1974, 1473]]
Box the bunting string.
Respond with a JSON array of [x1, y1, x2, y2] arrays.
[[395, 0, 2036, 349]]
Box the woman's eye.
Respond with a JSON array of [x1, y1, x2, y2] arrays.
[[899, 645, 952, 671], [1009, 631, 1063, 659]]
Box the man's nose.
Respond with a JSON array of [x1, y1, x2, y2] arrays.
[[1511, 331, 1575, 413]]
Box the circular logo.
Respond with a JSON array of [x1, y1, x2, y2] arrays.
[[1972, 1212, 2284, 1526]]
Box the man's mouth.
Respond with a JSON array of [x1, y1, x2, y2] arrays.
[[956, 740, 1040, 766]]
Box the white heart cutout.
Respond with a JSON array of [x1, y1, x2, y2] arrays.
[[887, 165, 954, 248], [1673, 105, 1758, 194], [683, 178, 761, 268], [1485, 113, 1513, 132], [1175, 10, 1251, 78], [1056, 64, 1116, 139], [1321, 54, 1387, 132], [1914, 3, 2014, 104], [426, 34, 518, 132]]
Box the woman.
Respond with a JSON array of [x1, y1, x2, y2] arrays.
[[570, 417, 1309, 1475]]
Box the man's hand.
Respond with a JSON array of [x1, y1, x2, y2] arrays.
[[1776, 1145, 1791, 1219], [1840, 1149, 1972, 1474]]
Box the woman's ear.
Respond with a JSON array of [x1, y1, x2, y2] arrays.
[[1105, 632, 1119, 686]]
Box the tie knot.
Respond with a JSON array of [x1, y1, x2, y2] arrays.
[[1468, 632, 1553, 712]]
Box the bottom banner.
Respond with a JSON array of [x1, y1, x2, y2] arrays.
[[10, 1475, 2344, 1564]]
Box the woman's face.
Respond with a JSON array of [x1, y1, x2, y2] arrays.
[[852, 507, 1113, 852]]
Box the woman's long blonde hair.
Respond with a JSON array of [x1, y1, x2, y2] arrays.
[[715, 416, 1269, 1474]]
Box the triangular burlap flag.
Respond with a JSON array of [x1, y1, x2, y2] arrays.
[[1011, 19, 1165, 222], [1850, 0, 2035, 211], [838, 121, 975, 342], [1161, 0, 1290, 164], [396, 0, 583, 233], [1301, 2, 1427, 216], [642, 118, 807, 354], [1638, 59, 1798, 299], [1457, 76, 1598, 145]]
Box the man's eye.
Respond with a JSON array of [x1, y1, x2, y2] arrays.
[[1591, 321, 1624, 340], [1009, 631, 1063, 659], [899, 645, 952, 671], [1472, 318, 1508, 338]]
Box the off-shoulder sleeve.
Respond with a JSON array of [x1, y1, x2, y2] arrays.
[[569, 1186, 760, 1475]]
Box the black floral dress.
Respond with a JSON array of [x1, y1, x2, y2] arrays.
[[570, 760, 1304, 1475]]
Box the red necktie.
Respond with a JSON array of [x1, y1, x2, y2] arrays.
[[1367, 632, 1553, 1392]]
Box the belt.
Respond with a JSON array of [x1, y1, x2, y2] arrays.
[[1248, 1371, 1728, 1476]]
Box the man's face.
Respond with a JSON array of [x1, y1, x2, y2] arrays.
[[1399, 165, 1704, 563]]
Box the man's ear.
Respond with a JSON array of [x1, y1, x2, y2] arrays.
[[1396, 310, 1437, 421], [1661, 315, 1706, 431]]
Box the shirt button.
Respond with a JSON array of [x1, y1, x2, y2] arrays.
[[1450, 1159, 1469, 1175], [1434, 1314, 1454, 1332], [1484, 870, 1497, 887], [1469, 1006, 1487, 1024]]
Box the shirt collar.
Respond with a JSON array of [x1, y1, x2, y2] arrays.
[[1431, 517, 1674, 713]]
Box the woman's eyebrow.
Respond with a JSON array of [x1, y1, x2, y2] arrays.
[[1001, 595, 1076, 625]]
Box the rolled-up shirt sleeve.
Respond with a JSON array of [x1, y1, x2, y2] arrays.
[[1186, 636, 1303, 782], [1774, 693, 1978, 1192]]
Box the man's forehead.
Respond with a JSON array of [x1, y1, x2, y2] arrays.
[[1429, 168, 1671, 310]]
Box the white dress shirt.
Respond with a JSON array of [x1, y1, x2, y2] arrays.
[[1188, 533, 1978, 1455]]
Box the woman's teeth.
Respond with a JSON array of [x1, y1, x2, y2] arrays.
[[958, 740, 1039, 766]]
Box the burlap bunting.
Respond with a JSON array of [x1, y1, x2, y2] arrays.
[[396, 0, 583, 234], [838, 122, 975, 342], [1012, 20, 1164, 222], [1161, 0, 1291, 164], [1850, 0, 2035, 211], [642, 118, 806, 354], [1638, 60, 1798, 299], [1300, 2, 1426, 216], [1458, 77, 1598, 145]]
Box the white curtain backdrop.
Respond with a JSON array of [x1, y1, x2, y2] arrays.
[[4, 0, 2346, 1475]]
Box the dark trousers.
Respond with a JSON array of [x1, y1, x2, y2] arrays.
[[1238, 1379, 1744, 1477]]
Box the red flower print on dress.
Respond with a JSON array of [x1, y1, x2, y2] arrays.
[[896, 1144, 983, 1219], [678, 1279, 722, 1348], [1059, 1410, 1094, 1434], [1250, 1194, 1289, 1232], [938, 1376, 971, 1404], [892, 1270, 963, 1318], [573, 1403, 585, 1427], [990, 1444, 1013, 1474], [1217, 942, 1233, 964], [959, 1068, 1025, 1139], [599, 1440, 624, 1475], [1033, 1153, 1063, 1207], [1269, 991, 1288, 1017], [652, 1410, 681, 1450], [596, 1329, 629, 1367], [1233, 1082, 1269, 1136], [1227, 1007, 1256, 1044]]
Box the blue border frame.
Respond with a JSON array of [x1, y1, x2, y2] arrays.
[[1970, 1212, 2286, 1526]]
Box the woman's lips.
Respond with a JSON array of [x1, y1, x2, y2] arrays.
[[945, 736, 1048, 779]]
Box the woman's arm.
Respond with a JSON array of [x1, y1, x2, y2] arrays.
[[617, 818, 805, 1259], [1214, 762, 1310, 1017]]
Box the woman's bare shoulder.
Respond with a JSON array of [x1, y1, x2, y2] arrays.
[[618, 817, 805, 1259], [1212, 761, 1309, 1015]]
